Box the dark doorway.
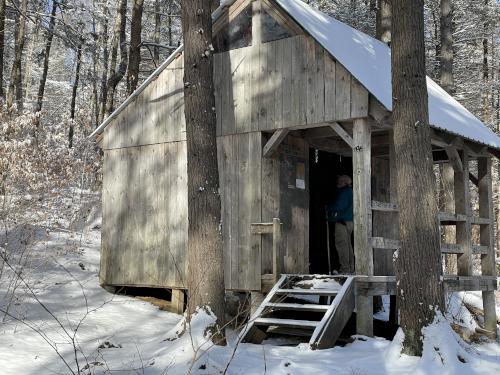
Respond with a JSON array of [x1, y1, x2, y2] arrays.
[[309, 149, 352, 274]]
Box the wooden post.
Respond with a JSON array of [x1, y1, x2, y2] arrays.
[[353, 118, 373, 336], [478, 156, 497, 335], [455, 150, 472, 276], [171, 289, 185, 314], [272, 217, 282, 284]]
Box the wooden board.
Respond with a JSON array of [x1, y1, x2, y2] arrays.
[[101, 142, 188, 288], [218, 132, 263, 290]]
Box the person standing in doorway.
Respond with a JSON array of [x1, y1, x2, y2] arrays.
[[327, 175, 354, 274]]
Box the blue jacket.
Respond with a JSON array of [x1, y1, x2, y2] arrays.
[[327, 186, 353, 222]]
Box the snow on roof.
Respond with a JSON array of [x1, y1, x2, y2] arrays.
[[275, 0, 500, 149]]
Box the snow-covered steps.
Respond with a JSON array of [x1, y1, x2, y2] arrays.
[[240, 274, 356, 349]]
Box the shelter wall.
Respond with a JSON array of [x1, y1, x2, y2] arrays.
[[100, 141, 188, 288]]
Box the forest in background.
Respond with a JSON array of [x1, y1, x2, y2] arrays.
[[0, 0, 498, 220]]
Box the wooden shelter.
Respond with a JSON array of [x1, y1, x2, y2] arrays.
[[92, 0, 498, 342]]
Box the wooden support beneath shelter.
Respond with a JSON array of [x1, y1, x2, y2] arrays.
[[477, 157, 497, 335], [352, 118, 373, 336]]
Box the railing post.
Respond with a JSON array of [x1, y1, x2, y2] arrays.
[[272, 218, 282, 284]]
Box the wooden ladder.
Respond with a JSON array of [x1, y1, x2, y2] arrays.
[[240, 274, 356, 349]]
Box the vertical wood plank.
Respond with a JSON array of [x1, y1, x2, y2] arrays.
[[274, 39, 284, 129], [353, 118, 373, 336], [324, 54, 336, 122], [281, 37, 293, 127], [455, 151, 472, 276], [350, 78, 369, 119], [335, 63, 351, 120]]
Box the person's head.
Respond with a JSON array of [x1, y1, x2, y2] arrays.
[[337, 175, 352, 188]]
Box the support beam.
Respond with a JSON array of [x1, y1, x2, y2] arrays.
[[478, 157, 497, 335], [262, 129, 289, 157], [445, 145, 463, 172], [329, 122, 353, 148], [171, 289, 185, 314], [352, 118, 373, 336], [455, 150, 473, 276]]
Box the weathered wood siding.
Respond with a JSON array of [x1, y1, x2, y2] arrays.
[[100, 141, 188, 288], [214, 35, 369, 135], [99, 34, 366, 290], [217, 132, 262, 290], [103, 55, 185, 150], [261, 135, 310, 275], [103, 35, 369, 151]]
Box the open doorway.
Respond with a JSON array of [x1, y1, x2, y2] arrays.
[[309, 148, 353, 274]]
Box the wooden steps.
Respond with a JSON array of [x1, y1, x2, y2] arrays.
[[275, 288, 339, 296], [240, 274, 356, 349]]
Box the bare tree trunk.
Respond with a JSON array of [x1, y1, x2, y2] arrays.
[[439, 0, 453, 94], [98, 5, 110, 124], [482, 0, 489, 123], [35, 0, 58, 113], [6, 0, 28, 113], [68, 40, 82, 148], [127, 0, 144, 95], [153, 0, 160, 66], [392, 0, 444, 356], [181, 0, 225, 340], [0, 0, 6, 105], [375, 0, 391, 44], [104, 0, 128, 117]]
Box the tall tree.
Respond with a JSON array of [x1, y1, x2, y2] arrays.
[[153, 0, 161, 66], [104, 0, 127, 117], [35, 0, 58, 113], [440, 0, 453, 93], [127, 0, 144, 94], [181, 0, 225, 339], [392, 0, 444, 356], [439, 0, 455, 275], [376, 0, 391, 44], [0, 0, 6, 105], [97, 3, 110, 124], [6, 0, 28, 112], [68, 39, 83, 148]]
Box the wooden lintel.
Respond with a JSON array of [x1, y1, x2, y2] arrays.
[[329, 122, 353, 148], [445, 145, 463, 172], [262, 128, 289, 157]]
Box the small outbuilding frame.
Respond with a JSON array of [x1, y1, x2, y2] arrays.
[[92, 0, 499, 338]]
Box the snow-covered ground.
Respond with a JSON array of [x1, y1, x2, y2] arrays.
[[1, 194, 500, 374]]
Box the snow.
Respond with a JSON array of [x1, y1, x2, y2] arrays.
[[1, 198, 500, 374], [275, 0, 500, 149]]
